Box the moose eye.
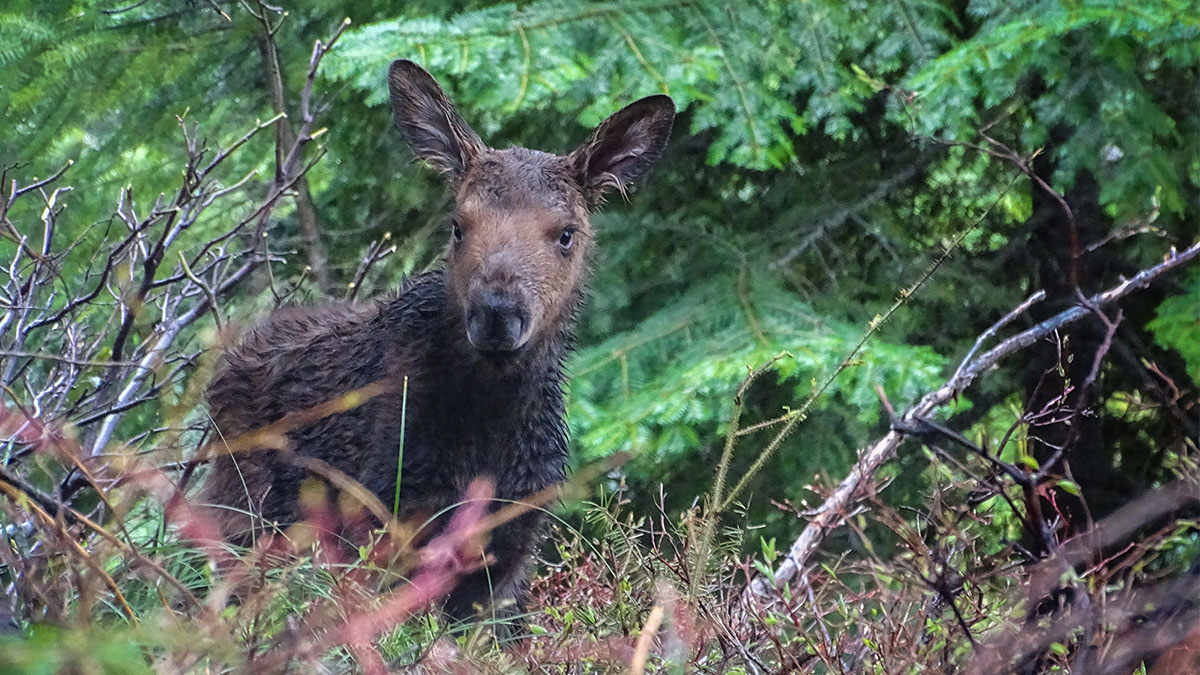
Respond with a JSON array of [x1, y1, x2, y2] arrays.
[[558, 227, 575, 251], [451, 221, 464, 244]]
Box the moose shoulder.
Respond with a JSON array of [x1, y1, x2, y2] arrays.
[[200, 59, 674, 620]]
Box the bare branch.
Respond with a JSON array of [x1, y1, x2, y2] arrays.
[[747, 238, 1200, 601], [345, 233, 396, 302], [950, 289, 1047, 383]]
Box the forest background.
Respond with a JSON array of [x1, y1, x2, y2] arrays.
[[0, 0, 1197, 672]]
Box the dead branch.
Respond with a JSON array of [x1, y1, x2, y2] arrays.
[[345, 233, 396, 302], [81, 17, 347, 459], [747, 238, 1200, 602]]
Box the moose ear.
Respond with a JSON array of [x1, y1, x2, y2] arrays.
[[388, 59, 484, 179], [569, 95, 675, 205]]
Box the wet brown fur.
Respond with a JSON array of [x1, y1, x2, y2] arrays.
[[199, 60, 674, 621]]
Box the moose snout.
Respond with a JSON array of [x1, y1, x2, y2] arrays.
[[465, 288, 530, 352]]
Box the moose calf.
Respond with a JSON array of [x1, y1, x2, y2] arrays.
[[200, 60, 674, 621]]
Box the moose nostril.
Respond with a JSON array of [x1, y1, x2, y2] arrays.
[[466, 290, 529, 352], [504, 312, 526, 342]]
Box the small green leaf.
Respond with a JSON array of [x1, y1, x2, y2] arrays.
[[1057, 479, 1082, 497]]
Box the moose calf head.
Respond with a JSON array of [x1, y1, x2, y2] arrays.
[[387, 60, 675, 356]]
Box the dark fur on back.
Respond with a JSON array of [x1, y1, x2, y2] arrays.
[[202, 270, 569, 617]]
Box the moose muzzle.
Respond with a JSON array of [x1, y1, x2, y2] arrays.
[[465, 287, 530, 352]]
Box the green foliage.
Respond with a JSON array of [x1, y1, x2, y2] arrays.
[[0, 624, 153, 675], [1149, 269, 1200, 383], [325, 0, 961, 165], [907, 0, 1200, 220], [569, 271, 946, 466], [327, 0, 803, 168]]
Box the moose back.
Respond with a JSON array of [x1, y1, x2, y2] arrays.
[[200, 59, 674, 620]]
